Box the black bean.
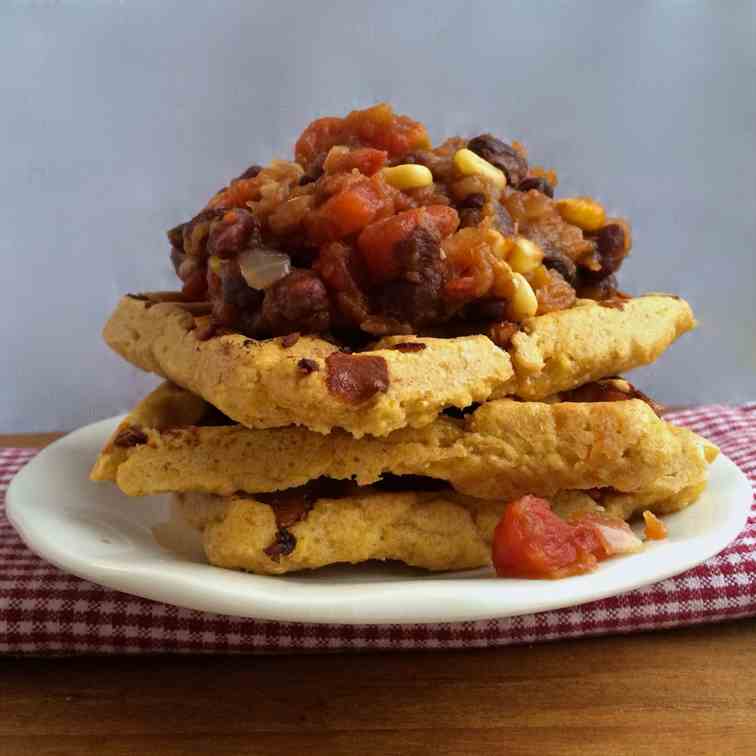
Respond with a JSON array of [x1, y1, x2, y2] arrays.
[[463, 299, 509, 321], [207, 208, 261, 259], [458, 192, 486, 210], [236, 164, 262, 180], [543, 253, 577, 286], [576, 272, 619, 301], [594, 223, 628, 276], [467, 134, 528, 185], [517, 176, 554, 198], [375, 228, 447, 328], [262, 269, 331, 335], [181, 208, 226, 257]]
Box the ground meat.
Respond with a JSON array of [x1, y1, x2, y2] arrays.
[[536, 268, 577, 314], [261, 269, 331, 335], [268, 195, 315, 237], [467, 134, 529, 186], [402, 138, 466, 183], [443, 226, 513, 303], [504, 190, 594, 265], [372, 227, 447, 329], [314, 242, 370, 328], [490, 202, 515, 235]]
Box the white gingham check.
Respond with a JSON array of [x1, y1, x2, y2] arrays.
[[1, 403, 754, 655]]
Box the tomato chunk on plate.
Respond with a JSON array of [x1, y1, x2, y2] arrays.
[[492, 496, 643, 579]]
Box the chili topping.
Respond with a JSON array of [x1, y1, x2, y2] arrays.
[[167, 104, 632, 342]]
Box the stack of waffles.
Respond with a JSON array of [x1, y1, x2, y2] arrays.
[[91, 105, 717, 575]]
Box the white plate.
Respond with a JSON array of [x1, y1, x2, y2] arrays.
[[6, 417, 752, 625]]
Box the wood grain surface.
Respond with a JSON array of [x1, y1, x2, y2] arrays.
[[2, 433, 755, 756], [3, 621, 756, 756]]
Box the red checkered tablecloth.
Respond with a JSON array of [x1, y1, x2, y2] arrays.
[[1, 404, 755, 655]]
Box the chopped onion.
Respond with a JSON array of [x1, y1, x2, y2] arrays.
[[592, 520, 643, 556], [238, 249, 291, 290]]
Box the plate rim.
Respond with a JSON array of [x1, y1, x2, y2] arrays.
[[5, 416, 753, 625]]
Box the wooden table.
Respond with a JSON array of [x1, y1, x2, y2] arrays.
[[3, 434, 755, 756]]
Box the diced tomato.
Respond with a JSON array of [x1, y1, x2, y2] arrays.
[[642, 510, 668, 541], [343, 103, 431, 157], [492, 496, 598, 579], [305, 175, 397, 244], [295, 105, 431, 172], [323, 182, 383, 236], [357, 205, 459, 282], [295, 116, 346, 171], [492, 496, 644, 579], [324, 147, 388, 176]]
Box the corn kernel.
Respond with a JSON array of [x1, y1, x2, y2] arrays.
[[382, 164, 433, 190], [556, 197, 606, 231], [529, 264, 551, 289], [453, 148, 507, 188], [509, 237, 544, 274], [483, 228, 513, 259], [509, 272, 539, 320], [208, 255, 222, 274]]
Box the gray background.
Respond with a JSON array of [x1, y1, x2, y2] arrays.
[[2, 1, 754, 432]]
